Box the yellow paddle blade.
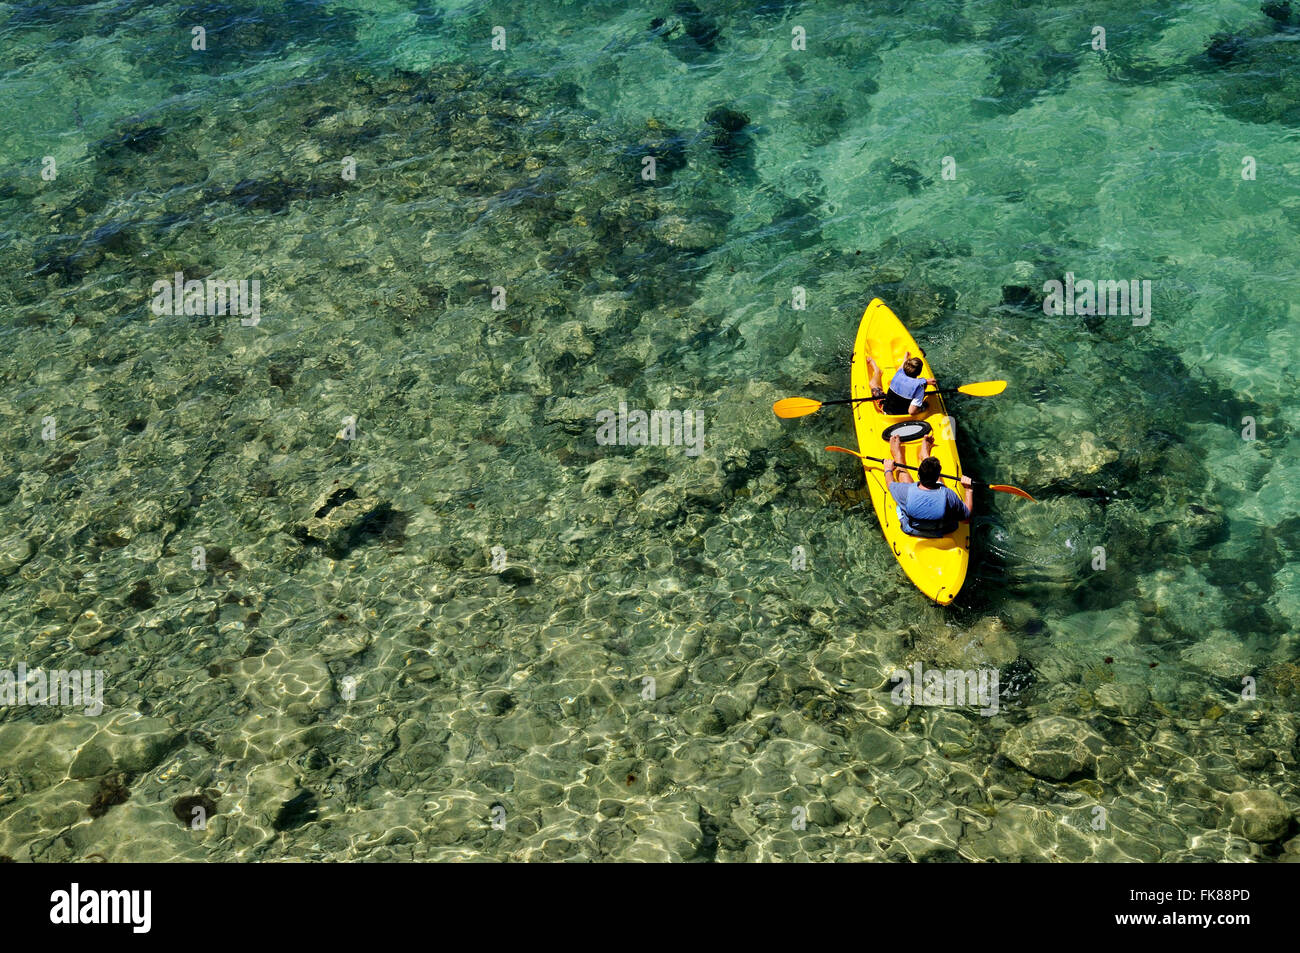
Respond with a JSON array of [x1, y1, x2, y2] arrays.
[[955, 380, 1007, 397], [824, 445, 864, 459], [773, 397, 823, 419]]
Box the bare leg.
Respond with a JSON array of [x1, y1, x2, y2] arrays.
[[920, 434, 935, 461], [890, 434, 913, 484], [866, 356, 883, 394]]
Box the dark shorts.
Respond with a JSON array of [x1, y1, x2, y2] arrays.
[[873, 386, 916, 416]]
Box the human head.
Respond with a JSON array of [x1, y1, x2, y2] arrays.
[[902, 357, 923, 377], [918, 456, 942, 488]]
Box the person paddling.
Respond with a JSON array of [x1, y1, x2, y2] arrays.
[[866, 352, 935, 417], [883, 433, 973, 537]]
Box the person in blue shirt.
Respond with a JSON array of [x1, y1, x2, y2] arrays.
[[883, 434, 974, 538], [866, 352, 935, 416]]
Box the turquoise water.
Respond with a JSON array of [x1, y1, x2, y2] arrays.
[[0, 0, 1297, 861]]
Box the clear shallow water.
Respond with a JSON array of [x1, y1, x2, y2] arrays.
[[0, 0, 1297, 861]]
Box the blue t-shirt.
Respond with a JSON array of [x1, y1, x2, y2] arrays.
[[888, 369, 928, 410], [888, 481, 969, 537]]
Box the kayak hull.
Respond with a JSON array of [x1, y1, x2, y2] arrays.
[[849, 299, 970, 605]]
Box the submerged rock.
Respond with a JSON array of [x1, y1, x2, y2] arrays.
[[1224, 789, 1292, 843], [651, 213, 726, 251], [0, 534, 32, 575], [0, 721, 99, 790], [704, 106, 753, 172], [69, 716, 181, 779], [626, 798, 706, 861], [1093, 682, 1149, 716], [1202, 33, 1245, 66], [1263, 1, 1294, 24], [1179, 630, 1252, 680], [651, 2, 721, 59], [1000, 716, 1106, 780], [914, 617, 1018, 668]]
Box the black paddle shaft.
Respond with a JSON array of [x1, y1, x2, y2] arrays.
[[821, 387, 953, 408], [857, 453, 981, 488]]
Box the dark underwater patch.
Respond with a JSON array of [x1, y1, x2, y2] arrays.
[[314, 487, 359, 520], [870, 158, 933, 195], [626, 131, 690, 187], [651, 1, 723, 62], [273, 789, 318, 831], [974, 31, 1080, 117], [172, 792, 219, 827], [88, 773, 131, 819], [1102, 4, 1300, 127], [164, 1, 360, 76]]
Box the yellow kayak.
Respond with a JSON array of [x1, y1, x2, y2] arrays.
[[850, 299, 970, 605]]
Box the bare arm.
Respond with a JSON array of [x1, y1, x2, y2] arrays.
[[914, 377, 938, 416]]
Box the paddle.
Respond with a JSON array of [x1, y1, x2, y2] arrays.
[[773, 380, 1006, 419], [824, 445, 1037, 501]]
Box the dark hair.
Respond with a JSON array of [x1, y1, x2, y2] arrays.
[[918, 457, 942, 487], [902, 357, 923, 377]]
